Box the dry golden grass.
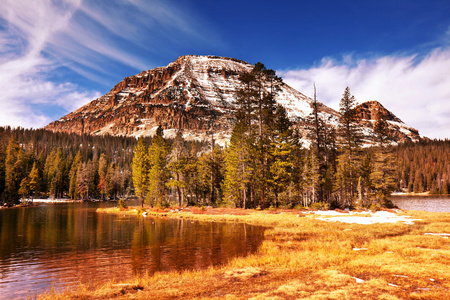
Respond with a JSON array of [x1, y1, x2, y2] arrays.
[[40, 207, 450, 299]]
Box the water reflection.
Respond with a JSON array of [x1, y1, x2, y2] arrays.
[[392, 195, 450, 212], [0, 204, 266, 299]]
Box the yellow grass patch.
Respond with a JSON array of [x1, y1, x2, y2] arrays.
[[41, 207, 450, 299]]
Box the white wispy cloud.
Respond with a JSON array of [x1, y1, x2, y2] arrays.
[[280, 48, 450, 139], [0, 0, 215, 129]]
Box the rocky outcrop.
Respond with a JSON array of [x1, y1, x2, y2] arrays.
[[45, 55, 421, 145], [354, 101, 421, 142]]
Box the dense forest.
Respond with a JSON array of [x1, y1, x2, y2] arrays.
[[0, 63, 448, 209]]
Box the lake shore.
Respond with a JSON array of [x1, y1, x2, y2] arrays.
[[41, 207, 450, 299]]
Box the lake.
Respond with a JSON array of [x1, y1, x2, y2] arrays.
[[391, 194, 450, 212], [0, 203, 266, 299]]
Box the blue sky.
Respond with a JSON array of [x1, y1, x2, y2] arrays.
[[1, 0, 449, 139]]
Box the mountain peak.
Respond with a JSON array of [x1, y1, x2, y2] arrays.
[[355, 100, 403, 123], [44, 56, 421, 144]]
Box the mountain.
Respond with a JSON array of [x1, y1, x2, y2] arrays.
[[44, 55, 421, 144], [354, 100, 421, 142]]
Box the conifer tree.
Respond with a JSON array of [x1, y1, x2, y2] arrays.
[[76, 163, 88, 200], [305, 84, 337, 204], [234, 62, 283, 209], [268, 105, 295, 207], [147, 126, 168, 207], [335, 87, 363, 207], [167, 130, 188, 206], [303, 150, 321, 206], [27, 162, 40, 202], [132, 138, 148, 206], [370, 115, 396, 207], [224, 120, 253, 208], [18, 176, 29, 202], [98, 153, 108, 200], [0, 143, 5, 202], [5, 136, 22, 203], [69, 151, 82, 199]]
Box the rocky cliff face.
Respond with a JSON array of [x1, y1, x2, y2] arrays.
[[354, 100, 421, 142], [45, 55, 420, 144]]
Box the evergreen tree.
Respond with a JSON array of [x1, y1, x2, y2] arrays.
[[303, 149, 321, 206], [98, 153, 108, 200], [166, 130, 188, 206], [18, 177, 29, 202], [305, 84, 337, 204], [234, 62, 283, 209], [69, 151, 82, 199], [27, 162, 40, 202], [76, 163, 88, 200], [224, 120, 253, 208], [370, 115, 396, 207], [5, 136, 24, 203], [0, 142, 5, 203], [268, 105, 295, 208], [335, 87, 363, 207], [132, 138, 148, 206], [146, 126, 169, 207]]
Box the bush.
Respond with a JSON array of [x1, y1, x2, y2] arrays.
[[117, 198, 128, 209], [310, 202, 329, 210]]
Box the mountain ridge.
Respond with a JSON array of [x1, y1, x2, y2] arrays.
[[44, 55, 421, 144]]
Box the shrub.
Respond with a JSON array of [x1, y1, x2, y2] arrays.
[[310, 202, 329, 210], [117, 198, 128, 209]]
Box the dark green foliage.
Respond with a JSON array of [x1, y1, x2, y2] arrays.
[[0, 127, 136, 203], [393, 139, 450, 194]]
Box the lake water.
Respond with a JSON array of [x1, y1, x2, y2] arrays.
[[391, 195, 450, 212], [0, 203, 266, 299]]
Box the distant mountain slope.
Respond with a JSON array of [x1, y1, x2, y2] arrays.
[[45, 55, 421, 144], [354, 100, 421, 142]]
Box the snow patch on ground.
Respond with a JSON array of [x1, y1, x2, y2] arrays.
[[313, 210, 418, 224]]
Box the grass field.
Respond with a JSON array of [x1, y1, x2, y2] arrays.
[[40, 207, 450, 299]]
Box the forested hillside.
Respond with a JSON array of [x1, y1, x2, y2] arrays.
[[394, 139, 450, 194], [1, 63, 448, 209]]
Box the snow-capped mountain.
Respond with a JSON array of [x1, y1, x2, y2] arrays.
[[44, 55, 421, 144]]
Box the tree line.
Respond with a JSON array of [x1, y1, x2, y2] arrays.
[[129, 63, 449, 210], [0, 128, 137, 204], [393, 139, 450, 194], [1, 63, 448, 208]]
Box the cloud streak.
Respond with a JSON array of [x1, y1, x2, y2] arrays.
[[280, 48, 450, 139], [0, 0, 216, 129]]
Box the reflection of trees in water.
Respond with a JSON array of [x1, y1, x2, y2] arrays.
[[0, 204, 265, 299], [129, 218, 265, 276]]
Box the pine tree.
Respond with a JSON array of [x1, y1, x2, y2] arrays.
[[147, 126, 169, 207], [335, 87, 363, 207], [233, 62, 283, 209], [369, 115, 396, 207], [69, 151, 82, 199], [166, 130, 188, 206], [268, 105, 295, 208], [0, 142, 6, 203], [5, 136, 22, 203], [305, 84, 337, 204], [76, 163, 88, 200], [303, 150, 321, 206], [98, 153, 108, 200], [223, 120, 253, 208], [132, 138, 148, 206], [28, 162, 40, 202], [18, 177, 29, 202]]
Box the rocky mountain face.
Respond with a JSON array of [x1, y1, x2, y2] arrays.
[[354, 100, 421, 142], [45, 55, 421, 144]]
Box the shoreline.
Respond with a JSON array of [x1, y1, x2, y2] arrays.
[[41, 206, 450, 299]]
